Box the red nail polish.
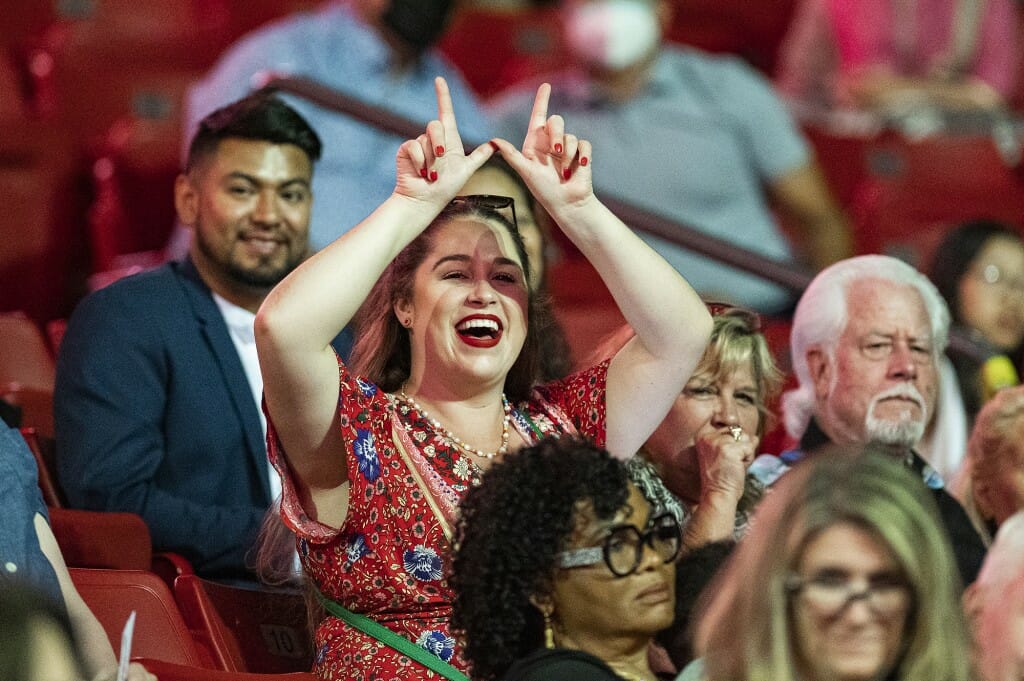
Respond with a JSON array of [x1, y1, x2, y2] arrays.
[[554, 143, 563, 154], [488, 140, 499, 152], [563, 168, 571, 180], [419, 168, 427, 178], [580, 157, 589, 167], [429, 170, 438, 181], [435, 145, 445, 156]]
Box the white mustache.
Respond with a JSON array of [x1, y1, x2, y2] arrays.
[[868, 384, 926, 416]]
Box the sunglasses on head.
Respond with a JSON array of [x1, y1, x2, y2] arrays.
[[450, 194, 519, 232]]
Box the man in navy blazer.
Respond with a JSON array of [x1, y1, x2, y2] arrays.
[[55, 94, 322, 581]]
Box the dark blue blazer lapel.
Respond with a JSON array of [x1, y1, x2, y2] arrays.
[[174, 259, 271, 501]]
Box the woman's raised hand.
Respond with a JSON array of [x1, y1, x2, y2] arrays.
[[694, 421, 757, 506], [490, 83, 593, 212], [395, 77, 495, 207]]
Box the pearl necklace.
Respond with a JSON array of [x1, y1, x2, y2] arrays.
[[398, 390, 512, 460]]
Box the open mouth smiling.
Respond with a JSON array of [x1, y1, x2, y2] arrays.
[[456, 315, 503, 348]]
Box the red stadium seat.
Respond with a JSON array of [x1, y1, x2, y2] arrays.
[[0, 128, 88, 323], [86, 114, 177, 274], [439, 5, 570, 97], [44, 317, 67, 356], [851, 131, 1024, 266], [666, 0, 798, 74], [174, 575, 313, 674], [70, 567, 213, 667], [4, 385, 54, 438], [49, 508, 152, 570], [137, 658, 316, 681], [0, 312, 56, 390]]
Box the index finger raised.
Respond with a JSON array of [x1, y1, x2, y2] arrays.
[[527, 83, 552, 134], [434, 77, 462, 145]]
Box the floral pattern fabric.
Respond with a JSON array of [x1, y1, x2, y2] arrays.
[[267, 356, 609, 680]]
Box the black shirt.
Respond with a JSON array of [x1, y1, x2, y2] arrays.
[[504, 649, 627, 681], [799, 419, 986, 586]]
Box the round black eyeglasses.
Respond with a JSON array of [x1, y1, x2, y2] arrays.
[[555, 512, 681, 578]]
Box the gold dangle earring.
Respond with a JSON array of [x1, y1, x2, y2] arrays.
[[543, 609, 556, 649]]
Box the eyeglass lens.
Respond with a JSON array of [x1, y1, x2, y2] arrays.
[[797, 575, 910, 617], [604, 513, 681, 577]]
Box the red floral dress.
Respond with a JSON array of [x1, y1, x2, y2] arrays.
[[267, 356, 609, 680]]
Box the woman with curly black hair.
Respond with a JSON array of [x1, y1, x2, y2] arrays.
[[451, 436, 680, 681]]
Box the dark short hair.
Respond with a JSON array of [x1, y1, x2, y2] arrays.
[[928, 219, 1022, 327], [450, 436, 631, 681], [185, 93, 322, 172]]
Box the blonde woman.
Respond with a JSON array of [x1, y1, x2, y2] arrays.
[[695, 449, 972, 681], [593, 306, 783, 547]]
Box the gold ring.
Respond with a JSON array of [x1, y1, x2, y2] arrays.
[[729, 426, 742, 441]]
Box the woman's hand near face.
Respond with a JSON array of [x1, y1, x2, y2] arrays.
[[494, 83, 712, 461], [684, 422, 758, 548], [694, 421, 756, 504], [489, 83, 594, 217], [394, 77, 496, 211]]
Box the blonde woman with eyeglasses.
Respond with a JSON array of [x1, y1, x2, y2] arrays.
[[693, 447, 972, 681]]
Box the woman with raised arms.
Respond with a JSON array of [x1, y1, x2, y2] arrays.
[[254, 77, 712, 680]]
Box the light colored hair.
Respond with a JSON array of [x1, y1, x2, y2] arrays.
[[783, 255, 950, 440], [696, 448, 972, 681], [968, 511, 1024, 681], [953, 385, 1024, 545], [592, 308, 783, 435]]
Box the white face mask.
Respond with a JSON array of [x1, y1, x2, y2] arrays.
[[565, 0, 661, 71]]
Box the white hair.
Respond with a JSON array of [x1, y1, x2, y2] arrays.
[[783, 255, 951, 439]]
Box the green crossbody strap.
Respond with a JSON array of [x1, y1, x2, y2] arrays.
[[517, 408, 547, 441], [313, 588, 470, 681]]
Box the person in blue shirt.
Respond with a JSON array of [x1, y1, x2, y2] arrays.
[[0, 414, 154, 681], [175, 0, 489, 256]]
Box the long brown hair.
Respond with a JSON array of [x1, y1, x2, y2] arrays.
[[348, 200, 556, 402]]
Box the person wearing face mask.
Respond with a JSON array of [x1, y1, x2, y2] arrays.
[[177, 0, 489, 256], [489, 0, 852, 313]]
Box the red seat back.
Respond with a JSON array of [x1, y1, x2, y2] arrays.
[[0, 312, 56, 390], [174, 574, 313, 674], [6, 385, 54, 438], [70, 568, 211, 667], [851, 132, 1024, 265], [49, 508, 152, 570]]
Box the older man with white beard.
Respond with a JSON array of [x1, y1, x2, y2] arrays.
[[751, 254, 986, 584]]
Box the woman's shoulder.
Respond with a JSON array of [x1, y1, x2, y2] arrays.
[[503, 648, 624, 681], [521, 360, 611, 443]]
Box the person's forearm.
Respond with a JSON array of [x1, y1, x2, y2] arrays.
[[684, 494, 740, 548], [848, 71, 1004, 111], [256, 192, 443, 354], [552, 196, 711, 362], [800, 209, 853, 271]]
